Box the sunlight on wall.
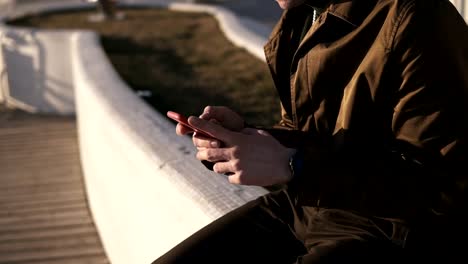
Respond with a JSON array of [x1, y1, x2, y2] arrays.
[[450, 0, 467, 23]]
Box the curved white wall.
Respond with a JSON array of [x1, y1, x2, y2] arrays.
[[0, 2, 270, 264], [71, 31, 267, 264], [0, 26, 75, 113], [169, 2, 270, 61], [450, 0, 467, 23]]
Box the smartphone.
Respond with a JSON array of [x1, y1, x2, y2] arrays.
[[167, 111, 216, 139]]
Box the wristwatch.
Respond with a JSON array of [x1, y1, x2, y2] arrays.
[[288, 149, 303, 179]]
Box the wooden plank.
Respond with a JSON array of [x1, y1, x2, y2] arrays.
[[0, 235, 102, 253], [0, 109, 110, 264], [0, 210, 92, 226]]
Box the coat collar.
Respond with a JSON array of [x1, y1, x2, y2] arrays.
[[264, 0, 379, 68], [328, 0, 381, 27]]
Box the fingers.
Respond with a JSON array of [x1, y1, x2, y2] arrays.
[[188, 116, 234, 143], [174, 116, 224, 148], [212, 161, 238, 181], [199, 106, 229, 121], [213, 162, 252, 185], [175, 123, 193, 136], [199, 106, 244, 131], [193, 134, 221, 148], [196, 147, 230, 163], [197, 148, 245, 185]]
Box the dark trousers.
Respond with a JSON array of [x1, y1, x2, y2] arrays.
[[152, 189, 466, 264]]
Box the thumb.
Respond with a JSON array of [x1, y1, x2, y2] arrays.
[[188, 116, 234, 143]]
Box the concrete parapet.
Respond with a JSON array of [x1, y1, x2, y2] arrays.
[[0, 2, 270, 263], [71, 30, 268, 263]]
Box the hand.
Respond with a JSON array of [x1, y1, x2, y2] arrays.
[[188, 117, 296, 186], [176, 106, 244, 148], [199, 106, 245, 131]]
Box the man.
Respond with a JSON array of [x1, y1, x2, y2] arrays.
[[154, 0, 468, 263]]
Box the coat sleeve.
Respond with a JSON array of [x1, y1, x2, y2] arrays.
[[385, 0, 468, 218], [274, 101, 296, 130]]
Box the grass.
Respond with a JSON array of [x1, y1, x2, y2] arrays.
[[7, 7, 280, 127]]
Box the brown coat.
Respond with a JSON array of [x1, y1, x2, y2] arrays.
[[264, 0, 468, 221]]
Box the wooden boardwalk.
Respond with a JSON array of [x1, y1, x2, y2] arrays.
[[0, 109, 110, 264]]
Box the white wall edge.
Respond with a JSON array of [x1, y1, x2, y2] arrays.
[[116, 1, 270, 62], [168, 2, 269, 62], [70, 30, 268, 263], [0, 2, 271, 263], [450, 0, 467, 23], [64, 4, 269, 264]]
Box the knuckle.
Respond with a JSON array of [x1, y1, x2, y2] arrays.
[[204, 149, 214, 161], [228, 175, 241, 185], [231, 159, 242, 171], [212, 163, 220, 173], [204, 105, 213, 114], [196, 149, 212, 161], [195, 150, 205, 160], [236, 171, 247, 185], [231, 146, 241, 157], [193, 137, 209, 148]]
